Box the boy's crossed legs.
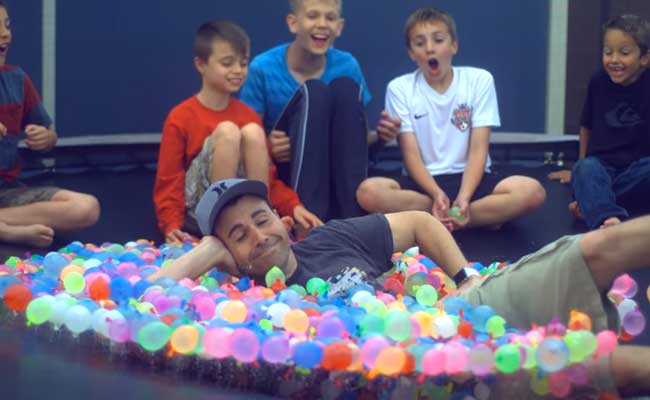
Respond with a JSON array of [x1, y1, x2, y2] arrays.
[[572, 156, 650, 229], [356, 174, 545, 230], [0, 187, 100, 247]]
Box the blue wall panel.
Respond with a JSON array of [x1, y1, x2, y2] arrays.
[[55, 0, 549, 137], [5, 0, 43, 95]]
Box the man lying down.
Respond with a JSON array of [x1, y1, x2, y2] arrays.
[[149, 178, 650, 398]]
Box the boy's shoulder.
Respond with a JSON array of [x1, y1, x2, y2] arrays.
[[250, 43, 290, 67], [387, 70, 420, 91], [167, 95, 198, 118], [454, 66, 494, 82], [326, 47, 359, 64], [0, 64, 27, 79]]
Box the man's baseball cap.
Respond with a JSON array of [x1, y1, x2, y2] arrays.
[[195, 179, 268, 236]]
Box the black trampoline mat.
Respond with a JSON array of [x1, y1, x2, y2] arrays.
[[1, 163, 649, 399]]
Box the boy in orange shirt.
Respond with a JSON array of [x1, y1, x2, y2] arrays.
[[154, 20, 321, 244]]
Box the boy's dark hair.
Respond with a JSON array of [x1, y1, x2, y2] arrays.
[[603, 14, 650, 55], [404, 8, 457, 49], [194, 20, 250, 62], [289, 0, 342, 15], [0, 0, 7, 9]]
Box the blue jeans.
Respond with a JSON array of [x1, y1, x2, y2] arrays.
[[572, 156, 650, 229]]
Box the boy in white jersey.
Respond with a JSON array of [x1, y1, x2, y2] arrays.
[[356, 7, 545, 231]]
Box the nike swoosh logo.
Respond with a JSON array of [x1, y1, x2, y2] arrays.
[[414, 113, 427, 119]]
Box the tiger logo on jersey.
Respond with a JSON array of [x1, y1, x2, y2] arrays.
[[451, 104, 472, 132]]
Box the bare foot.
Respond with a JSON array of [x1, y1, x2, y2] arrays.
[[0, 221, 54, 247], [569, 201, 584, 220], [600, 217, 622, 229]]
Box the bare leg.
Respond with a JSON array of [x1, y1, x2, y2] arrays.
[[240, 123, 270, 187], [579, 215, 650, 292], [611, 346, 650, 396], [356, 177, 432, 213], [0, 190, 99, 232], [0, 221, 54, 247], [467, 176, 546, 227], [210, 121, 242, 182]]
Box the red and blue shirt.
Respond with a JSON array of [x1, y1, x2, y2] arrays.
[[0, 65, 52, 182]]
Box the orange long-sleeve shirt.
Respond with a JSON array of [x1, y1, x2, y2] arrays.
[[154, 95, 301, 235]]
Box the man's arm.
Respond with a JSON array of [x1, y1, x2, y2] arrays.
[[385, 211, 468, 278], [147, 236, 239, 282]]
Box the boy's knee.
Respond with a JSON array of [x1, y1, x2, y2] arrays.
[[330, 77, 362, 103], [356, 179, 384, 212], [573, 157, 602, 177], [211, 121, 241, 144], [523, 178, 546, 211], [240, 123, 266, 145], [74, 194, 101, 227]]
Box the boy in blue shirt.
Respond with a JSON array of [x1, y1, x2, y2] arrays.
[[555, 15, 650, 230], [240, 0, 400, 221], [355, 8, 545, 232]]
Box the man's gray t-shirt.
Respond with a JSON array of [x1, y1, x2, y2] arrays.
[[286, 214, 394, 296]]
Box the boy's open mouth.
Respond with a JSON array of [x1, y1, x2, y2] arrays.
[[311, 34, 329, 47], [428, 58, 439, 70], [0, 45, 8, 55]]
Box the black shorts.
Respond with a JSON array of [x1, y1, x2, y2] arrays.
[[396, 170, 501, 201]]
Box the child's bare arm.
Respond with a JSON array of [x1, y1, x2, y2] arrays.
[[457, 126, 490, 202], [578, 126, 590, 159], [24, 124, 57, 152]]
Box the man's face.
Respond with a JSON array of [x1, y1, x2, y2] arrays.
[[215, 196, 291, 278]]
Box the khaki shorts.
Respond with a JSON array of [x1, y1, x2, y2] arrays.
[[184, 136, 244, 234], [0, 185, 60, 208], [459, 234, 619, 396]]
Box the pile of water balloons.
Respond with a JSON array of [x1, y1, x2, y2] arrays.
[[0, 241, 646, 398]]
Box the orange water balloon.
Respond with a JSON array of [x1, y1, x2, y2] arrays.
[[321, 342, 353, 371], [170, 325, 200, 354], [283, 309, 309, 334], [3, 284, 32, 312]]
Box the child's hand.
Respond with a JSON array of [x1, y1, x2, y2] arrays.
[[269, 130, 291, 162], [293, 205, 323, 230], [165, 229, 195, 245], [0, 122, 7, 136], [548, 169, 571, 184], [25, 124, 56, 151], [376, 111, 401, 142], [444, 199, 471, 231], [430, 190, 451, 228]]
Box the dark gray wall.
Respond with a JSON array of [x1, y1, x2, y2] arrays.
[[11, 1, 549, 137]]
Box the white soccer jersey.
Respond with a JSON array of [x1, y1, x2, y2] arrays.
[[386, 66, 501, 175]]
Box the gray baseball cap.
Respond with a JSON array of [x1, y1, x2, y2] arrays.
[[195, 179, 268, 236]]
